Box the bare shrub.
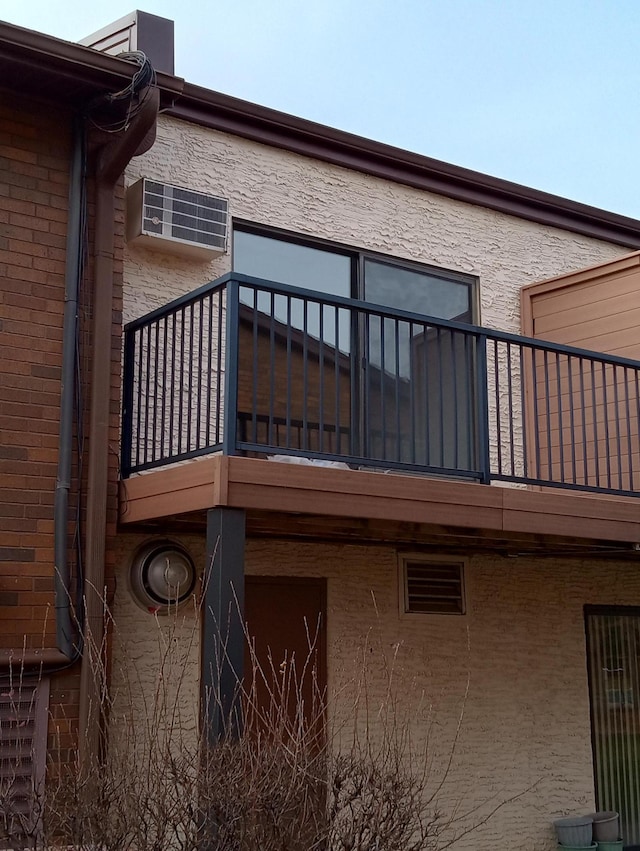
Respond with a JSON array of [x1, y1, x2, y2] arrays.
[[0, 590, 529, 851]]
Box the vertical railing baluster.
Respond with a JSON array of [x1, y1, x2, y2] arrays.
[[205, 294, 213, 448], [507, 341, 515, 477], [319, 303, 325, 453], [187, 304, 194, 454], [451, 330, 459, 470], [542, 350, 552, 480], [579, 357, 588, 485], [591, 360, 600, 487], [335, 307, 341, 455], [169, 312, 176, 458], [519, 344, 527, 479], [268, 291, 276, 448], [196, 299, 204, 449], [379, 315, 386, 461], [349, 304, 358, 459], [394, 319, 401, 462], [409, 322, 416, 466], [623, 366, 633, 491], [494, 339, 502, 476], [567, 355, 576, 486], [436, 327, 444, 468], [465, 332, 473, 471], [177, 307, 185, 456], [121, 326, 135, 478], [151, 320, 159, 464], [251, 288, 259, 445], [362, 312, 371, 460], [475, 332, 491, 484], [602, 362, 611, 489], [144, 325, 151, 465], [286, 296, 292, 449], [555, 353, 565, 483], [222, 279, 240, 455], [215, 291, 223, 445], [612, 365, 622, 490], [302, 298, 309, 452], [136, 326, 143, 469], [532, 346, 541, 480], [634, 370, 640, 490], [423, 320, 430, 466], [161, 314, 168, 460]]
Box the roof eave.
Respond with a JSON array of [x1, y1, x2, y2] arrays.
[[0, 20, 183, 105], [169, 82, 640, 249]]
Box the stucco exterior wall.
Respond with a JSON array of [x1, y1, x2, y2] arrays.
[[123, 115, 625, 330], [114, 117, 640, 849], [121, 117, 630, 477], [111, 531, 640, 851]]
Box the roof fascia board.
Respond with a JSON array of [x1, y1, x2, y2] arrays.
[[170, 82, 640, 249], [0, 21, 184, 98]]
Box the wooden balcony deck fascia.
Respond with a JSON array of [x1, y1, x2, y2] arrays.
[[119, 455, 640, 546]]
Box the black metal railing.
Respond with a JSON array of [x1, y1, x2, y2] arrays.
[[122, 273, 640, 497]]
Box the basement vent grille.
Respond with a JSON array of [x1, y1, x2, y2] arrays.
[[0, 679, 49, 832], [126, 178, 229, 260], [401, 557, 466, 615]]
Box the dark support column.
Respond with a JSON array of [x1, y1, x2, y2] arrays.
[[202, 507, 246, 744]]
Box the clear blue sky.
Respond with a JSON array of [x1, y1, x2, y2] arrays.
[[4, 0, 640, 219]]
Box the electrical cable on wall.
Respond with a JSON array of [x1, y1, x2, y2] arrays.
[[86, 51, 157, 134]]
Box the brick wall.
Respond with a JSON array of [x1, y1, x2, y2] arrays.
[[0, 91, 125, 763], [0, 92, 71, 653]]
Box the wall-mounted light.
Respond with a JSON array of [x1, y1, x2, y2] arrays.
[[129, 540, 197, 613]]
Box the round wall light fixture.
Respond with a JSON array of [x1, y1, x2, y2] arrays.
[[129, 540, 197, 613]]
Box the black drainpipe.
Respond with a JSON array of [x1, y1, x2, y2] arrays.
[[53, 114, 85, 663]]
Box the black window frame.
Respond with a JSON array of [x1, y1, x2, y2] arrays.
[[232, 221, 479, 323]]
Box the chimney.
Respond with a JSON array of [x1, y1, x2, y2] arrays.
[[79, 10, 174, 75]]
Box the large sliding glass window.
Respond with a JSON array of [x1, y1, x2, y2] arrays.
[[233, 225, 477, 471]]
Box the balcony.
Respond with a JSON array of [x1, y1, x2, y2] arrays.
[[122, 273, 640, 499]]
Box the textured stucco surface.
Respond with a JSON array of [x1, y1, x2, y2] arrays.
[[123, 116, 625, 329], [122, 118, 628, 476], [115, 118, 639, 848], [111, 532, 640, 851]]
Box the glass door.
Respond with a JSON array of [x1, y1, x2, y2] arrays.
[[233, 227, 477, 470], [586, 608, 640, 847], [362, 258, 476, 471], [233, 229, 354, 455]]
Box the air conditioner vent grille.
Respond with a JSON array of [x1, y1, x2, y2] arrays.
[[402, 557, 466, 615], [0, 680, 49, 823], [127, 179, 229, 260]]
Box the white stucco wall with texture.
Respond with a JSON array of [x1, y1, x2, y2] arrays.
[[114, 117, 640, 850], [121, 117, 629, 478], [123, 115, 625, 330]]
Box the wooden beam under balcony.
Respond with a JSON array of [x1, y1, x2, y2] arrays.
[[119, 455, 640, 548]]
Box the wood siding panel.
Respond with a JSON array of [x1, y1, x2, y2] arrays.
[[522, 254, 640, 493]]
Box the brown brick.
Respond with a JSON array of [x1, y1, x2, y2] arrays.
[[2, 197, 36, 216], [0, 445, 28, 461], [0, 547, 35, 562], [0, 145, 37, 165], [0, 249, 32, 268], [0, 518, 38, 532], [22, 591, 55, 606]]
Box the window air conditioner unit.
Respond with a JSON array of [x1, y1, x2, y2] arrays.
[[126, 178, 229, 260]]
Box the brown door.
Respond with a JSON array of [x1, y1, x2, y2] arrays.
[[244, 577, 327, 739]]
